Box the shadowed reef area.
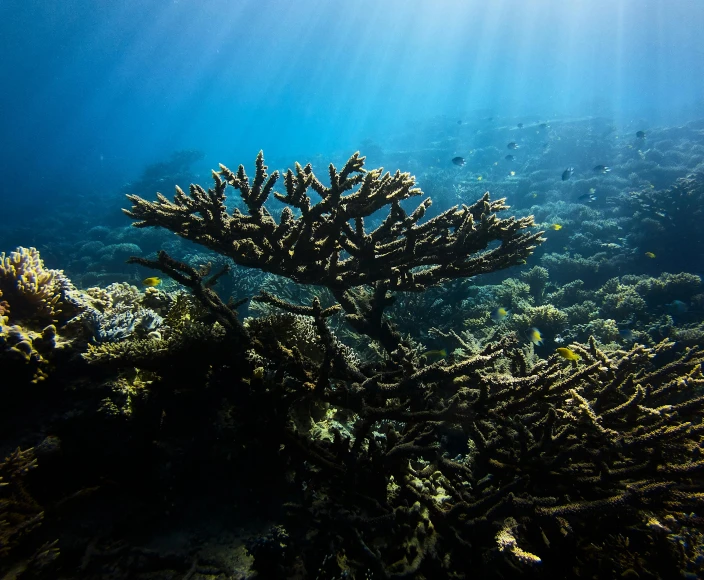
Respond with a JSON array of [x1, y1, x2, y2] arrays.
[[2, 151, 704, 579]]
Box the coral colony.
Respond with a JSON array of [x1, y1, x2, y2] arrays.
[[2, 152, 704, 578]]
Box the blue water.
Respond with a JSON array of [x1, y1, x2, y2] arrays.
[[2, 0, 703, 207], [4, 4, 704, 577]]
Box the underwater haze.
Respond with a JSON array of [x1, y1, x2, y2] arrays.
[[2, 0, 704, 201], [4, 1, 704, 579]]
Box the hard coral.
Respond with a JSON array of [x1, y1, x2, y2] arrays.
[[0, 247, 68, 324], [0, 315, 57, 384], [125, 151, 544, 293]]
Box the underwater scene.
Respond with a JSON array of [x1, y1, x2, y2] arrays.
[[3, 1, 704, 578]]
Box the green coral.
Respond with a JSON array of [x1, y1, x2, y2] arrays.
[[520, 265, 549, 302], [562, 300, 599, 325], [630, 272, 701, 301], [510, 303, 568, 333], [598, 284, 648, 319]]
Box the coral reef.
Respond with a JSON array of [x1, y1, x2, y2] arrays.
[[3, 147, 704, 579], [125, 152, 543, 291], [124, 151, 544, 355]]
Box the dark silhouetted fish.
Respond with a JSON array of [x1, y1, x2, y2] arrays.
[[618, 328, 635, 341], [593, 165, 611, 173], [562, 167, 574, 181], [507, 142, 519, 150], [636, 130, 646, 139], [451, 156, 466, 166], [539, 122, 549, 129], [457, 120, 462, 125], [517, 123, 524, 129], [505, 154, 515, 161]]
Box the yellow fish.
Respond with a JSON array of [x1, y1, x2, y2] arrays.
[[526, 327, 544, 346], [509, 170, 516, 176], [477, 176, 483, 181], [422, 348, 448, 360], [644, 252, 656, 259], [490, 307, 511, 322], [556, 347, 581, 361], [589, 187, 596, 194], [142, 276, 162, 287], [550, 224, 562, 231]]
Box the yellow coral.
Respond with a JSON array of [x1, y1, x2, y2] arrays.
[[496, 517, 542, 565], [0, 319, 56, 383], [0, 247, 63, 322]]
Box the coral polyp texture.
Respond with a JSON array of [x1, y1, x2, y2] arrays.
[[124, 151, 544, 292], [0, 247, 65, 323]]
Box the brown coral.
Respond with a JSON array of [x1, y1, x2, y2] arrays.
[[124, 152, 544, 293]]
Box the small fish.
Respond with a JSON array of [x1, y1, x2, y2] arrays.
[[142, 276, 162, 287], [618, 328, 635, 341], [517, 123, 524, 129], [505, 154, 515, 161], [531, 193, 538, 198], [644, 252, 656, 259], [422, 348, 448, 360], [490, 307, 511, 323], [562, 167, 574, 181], [526, 327, 544, 346], [539, 123, 549, 129], [507, 142, 519, 150], [477, 176, 483, 181], [556, 347, 581, 361], [550, 224, 563, 230], [452, 156, 466, 166], [509, 170, 516, 176], [457, 120, 462, 125], [589, 187, 596, 194], [593, 165, 611, 173], [577, 193, 597, 202], [636, 130, 646, 139], [655, 211, 667, 217]]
